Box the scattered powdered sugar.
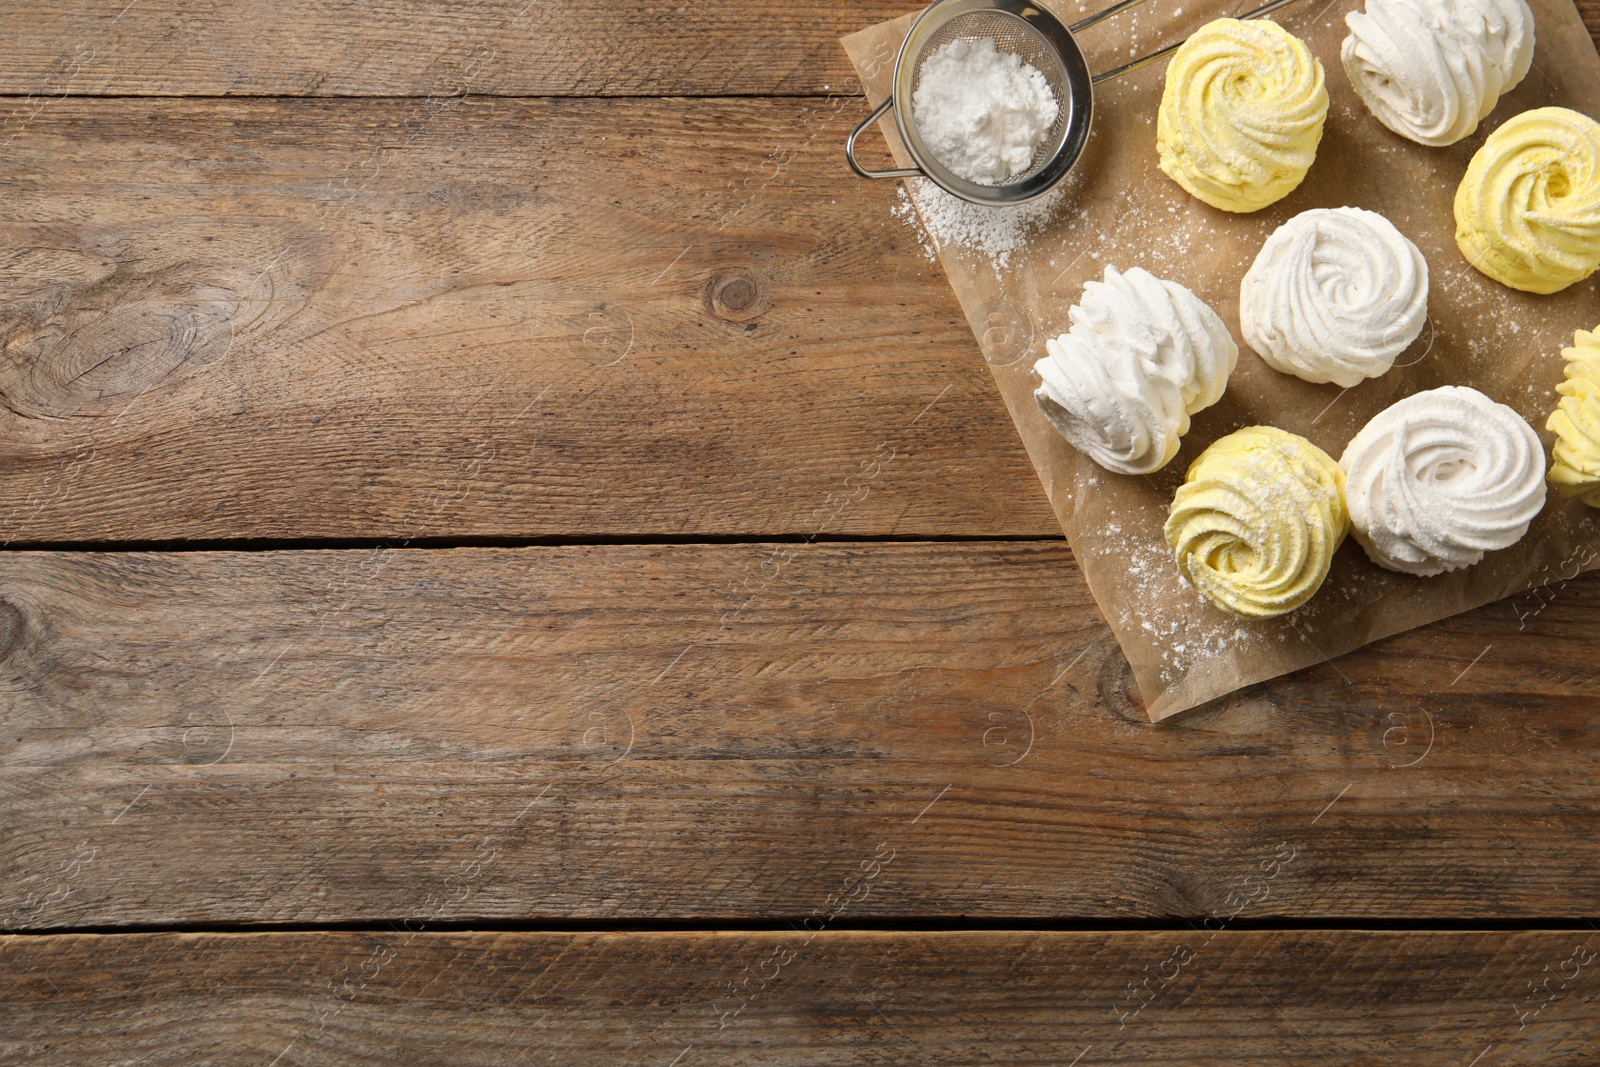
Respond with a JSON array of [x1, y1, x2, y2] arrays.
[[893, 177, 1065, 269], [1083, 500, 1274, 688], [911, 37, 1060, 185], [890, 189, 939, 264]]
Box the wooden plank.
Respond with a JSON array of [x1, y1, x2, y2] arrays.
[[0, 95, 1055, 542], [1, 930, 1595, 1063], [10, 42, 1600, 544], [1580, 0, 1600, 41], [0, 0, 906, 99], [0, 0, 1594, 101], [3, 544, 1597, 929]]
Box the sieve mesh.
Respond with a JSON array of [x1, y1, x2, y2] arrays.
[[908, 10, 1073, 186]]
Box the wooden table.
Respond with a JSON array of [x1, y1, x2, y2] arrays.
[[1, 3, 1597, 1062]]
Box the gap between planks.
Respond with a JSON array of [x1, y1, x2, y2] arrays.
[[6, 917, 1600, 938], [0, 533, 1068, 553]]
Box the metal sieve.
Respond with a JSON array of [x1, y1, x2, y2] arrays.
[[846, 0, 1306, 205]]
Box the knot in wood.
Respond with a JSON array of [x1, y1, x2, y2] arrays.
[[0, 294, 234, 418], [0, 599, 27, 662], [706, 270, 769, 323], [1095, 641, 1149, 725], [0, 223, 335, 419]]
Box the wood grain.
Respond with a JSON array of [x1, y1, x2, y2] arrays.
[[1, 1, 1598, 1052], [0, 0, 1594, 102], [0, 95, 1055, 542], [6, 30, 1600, 543], [2, 930, 1596, 1064], [3, 544, 1597, 929], [0, 0, 905, 99], [1579, 0, 1600, 42]]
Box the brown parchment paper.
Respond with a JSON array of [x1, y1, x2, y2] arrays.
[[843, 0, 1600, 720]]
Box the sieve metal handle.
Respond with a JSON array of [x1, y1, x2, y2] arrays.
[[1068, 0, 1154, 33], [846, 98, 924, 180], [1089, 0, 1308, 82]]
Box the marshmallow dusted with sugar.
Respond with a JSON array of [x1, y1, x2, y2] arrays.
[[1454, 107, 1600, 294], [1340, 386, 1546, 576], [1240, 207, 1429, 388], [1547, 328, 1600, 507], [1342, 0, 1533, 147], [1156, 18, 1328, 213], [1165, 426, 1349, 619], [1033, 266, 1238, 476]]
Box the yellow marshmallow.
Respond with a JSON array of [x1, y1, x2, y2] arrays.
[[1165, 426, 1349, 618], [1547, 328, 1600, 506], [1156, 18, 1328, 213], [1454, 107, 1600, 294]]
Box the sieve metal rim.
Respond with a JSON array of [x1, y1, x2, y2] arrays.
[[867, 0, 1094, 206]]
